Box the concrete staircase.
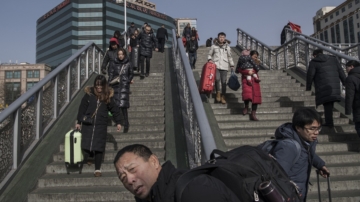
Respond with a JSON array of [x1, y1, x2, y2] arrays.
[[27, 52, 167, 202], [195, 47, 360, 202]]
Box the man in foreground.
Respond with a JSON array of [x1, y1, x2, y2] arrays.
[[113, 144, 239, 202]]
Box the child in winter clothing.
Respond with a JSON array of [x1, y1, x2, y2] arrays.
[[237, 49, 260, 86]]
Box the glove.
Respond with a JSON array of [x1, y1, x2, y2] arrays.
[[101, 69, 107, 75]]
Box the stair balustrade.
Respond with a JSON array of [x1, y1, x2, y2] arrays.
[[171, 29, 217, 168], [0, 42, 103, 191]]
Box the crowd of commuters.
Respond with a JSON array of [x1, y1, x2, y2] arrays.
[[73, 23, 360, 202]]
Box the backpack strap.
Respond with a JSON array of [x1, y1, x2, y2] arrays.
[[175, 164, 217, 202], [282, 139, 302, 166]]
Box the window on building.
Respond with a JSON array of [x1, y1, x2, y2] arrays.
[[357, 13, 359, 19], [349, 17, 355, 43], [27, 70, 40, 78], [348, 3, 352, 8], [343, 20, 349, 43], [5, 82, 21, 105], [358, 23, 360, 28], [331, 27, 336, 43], [320, 32, 324, 41], [324, 30, 329, 42], [358, 32, 360, 43], [5, 71, 21, 79], [26, 82, 37, 91], [336, 11, 339, 16], [325, 18, 328, 23], [342, 7, 346, 13], [316, 21, 321, 32], [336, 24, 341, 43], [330, 15, 333, 19]]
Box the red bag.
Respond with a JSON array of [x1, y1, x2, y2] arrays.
[[199, 62, 216, 94], [289, 22, 302, 33]]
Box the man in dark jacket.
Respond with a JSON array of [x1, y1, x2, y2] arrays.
[[156, 24, 168, 53], [280, 23, 291, 45], [138, 25, 158, 78], [186, 35, 199, 69], [272, 108, 329, 201], [127, 22, 138, 38], [306, 49, 346, 127], [182, 23, 192, 41], [114, 144, 240, 202], [345, 60, 360, 137], [206, 37, 213, 47]]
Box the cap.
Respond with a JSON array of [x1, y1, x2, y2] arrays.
[[109, 37, 119, 45]]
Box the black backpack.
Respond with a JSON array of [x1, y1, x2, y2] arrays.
[[175, 146, 301, 202]]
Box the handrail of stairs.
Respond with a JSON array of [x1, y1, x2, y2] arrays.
[[285, 28, 360, 59], [171, 29, 217, 168], [0, 42, 104, 191], [237, 27, 358, 97]]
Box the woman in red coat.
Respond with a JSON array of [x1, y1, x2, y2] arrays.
[[237, 50, 262, 121]]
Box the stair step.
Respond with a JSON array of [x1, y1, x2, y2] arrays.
[[128, 105, 164, 112], [212, 107, 293, 115], [307, 189, 360, 202], [215, 112, 340, 121], [308, 175, 360, 192], [208, 96, 316, 103]]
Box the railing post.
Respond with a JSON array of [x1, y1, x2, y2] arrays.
[[92, 46, 96, 73], [98, 52, 101, 74], [269, 50, 272, 70], [261, 46, 264, 67], [66, 65, 71, 102], [53, 75, 59, 118], [305, 43, 310, 71], [36, 90, 43, 140], [294, 40, 298, 67], [284, 45, 288, 69], [12, 108, 21, 169], [77, 58, 81, 89], [357, 44, 360, 60], [86, 49, 89, 79]]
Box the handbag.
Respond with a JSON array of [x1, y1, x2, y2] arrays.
[[109, 65, 125, 85], [81, 100, 101, 125], [227, 70, 241, 91]]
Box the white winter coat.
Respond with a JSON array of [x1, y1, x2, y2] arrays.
[[207, 38, 234, 71]]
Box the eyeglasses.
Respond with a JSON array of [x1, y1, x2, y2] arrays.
[[303, 127, 322, 133]]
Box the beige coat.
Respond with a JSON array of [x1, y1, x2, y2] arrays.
[[207, 38, 234, 71]]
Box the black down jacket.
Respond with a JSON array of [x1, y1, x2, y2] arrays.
[[77, 87, 122, 152], [137, 31, 158, 57], [101, 49, 118, 74], [108, 57, 134, 108], [306, 54, 346, 106], [345, 67, 360, 122]]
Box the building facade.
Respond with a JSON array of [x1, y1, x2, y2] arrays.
[[312, 0, 360, 44], [36, 0, 176, 68], [175, 18, 197, 37], [0, 63, 51, 107]]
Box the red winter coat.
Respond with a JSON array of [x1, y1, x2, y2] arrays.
[[239, 69, 262, 104]]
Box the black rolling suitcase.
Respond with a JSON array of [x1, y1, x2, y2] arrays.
[[316, 170, 332, 202]]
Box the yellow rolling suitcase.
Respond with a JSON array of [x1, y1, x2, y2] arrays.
[[64, 129, 83, 174]]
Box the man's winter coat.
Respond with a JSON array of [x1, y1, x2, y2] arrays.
[[207, 38, 234, 71], [281, 24, 291, 45], [156, 27, 168, 39], [186, 39, 198, 53], [108, 57, 134, 108], [127, 26, 137, 37], [345, 67, 360, 122], [238, 68, 262, 104], [273, 123, 325, 201], [101, 49, 118, 74], [306, 54, 346, 106], [77, 87, 121, 152], [137, 31, 158, 58], [182, 26, 191, 38], [135, 161, 240, 202], [206, 38, 212, 47]]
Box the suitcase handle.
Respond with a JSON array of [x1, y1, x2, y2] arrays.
[[316, 170, 332, 202]]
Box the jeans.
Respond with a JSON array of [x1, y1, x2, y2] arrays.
[[244, 100, 258, 111], [140, 55, 151, 75], [157, 38, 166, 52], [323, 102, 334, 126], [215, 69, 228, 95], [83, 150, 103, 170], [188, 52, 197, 69], [355, 122, 360, 137]]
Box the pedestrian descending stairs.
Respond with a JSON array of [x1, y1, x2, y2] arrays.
[[195, 46, 360, 202], [27, 52, 167, 202]]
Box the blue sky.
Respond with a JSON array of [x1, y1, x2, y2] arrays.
[[0, 0, 343, 64]]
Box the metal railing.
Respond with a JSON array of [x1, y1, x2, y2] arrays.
[[237, 27, 358, 97], [285, 28, 360, 60], [0, 42, 104, 189], [171, 29, 217, 168]]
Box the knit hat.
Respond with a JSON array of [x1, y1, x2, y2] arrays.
[[109, 37, 119, 45]]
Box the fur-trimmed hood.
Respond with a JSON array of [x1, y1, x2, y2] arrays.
[[213, 38, 231, 46], [84, 86, 114, 98]]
